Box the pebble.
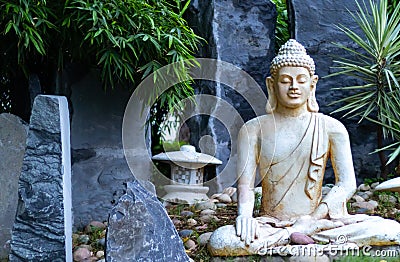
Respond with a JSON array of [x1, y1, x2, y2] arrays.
[[195, 200, 217, 211], [200, 215, 220, 223], [352, 195, 365, 203], [352, 201, 377, 211], [290, 232, 315, 245], [198, 232, 213, 246], [210, 193, 221, 200], [184, 239, 197, 250], [180, 211, 194, 217], [85, 220, 106, 233], [217, 193, 232, 203], [200, 209, 216, 216], [356, 191, 370, 200], [172, 218, 182, 226], [222, 187, 237, 196], [379, 194, 398, 204], [179, 229, 194, 238], [187, 218, 198, 226], [96, 250, 105, 258], [216, 203, 227, 208], [73, 247, 92, 262], [77, 234, 90, 245], [358, 184, 371, 192], [371, 182, 380, 189], [97, 238, 106, 247]]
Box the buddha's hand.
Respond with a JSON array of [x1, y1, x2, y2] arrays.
[[235, 215, 259, 246]]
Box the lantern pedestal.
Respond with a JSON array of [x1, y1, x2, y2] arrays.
[[163, 184, 209, 204]]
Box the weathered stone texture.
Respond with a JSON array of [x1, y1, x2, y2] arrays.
[[70, 71, 140, 228], [187, 0, 276, 193], [288, 0, 380, 181], [0, 114, 27, 260], [106, 180, 188, 262], [9, 95, 72, 262]]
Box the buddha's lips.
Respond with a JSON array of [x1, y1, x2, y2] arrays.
[[287, 92, 301, 98]]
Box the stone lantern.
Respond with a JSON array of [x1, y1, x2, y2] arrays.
[[152, 145, 222, 204]]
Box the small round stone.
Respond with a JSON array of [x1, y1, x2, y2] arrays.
[[200, 209, 216, 216], [200, 215, 220, 223], [180, 211, 194, 217], [198, 232, 213, 246], [358, 184, 371, 192], [78, 234, 90, 244], [187, 218, 198, 226], [216, 203, 227, 208], [195, 200, 217, 211], [179, 229, 194, 238], [73, 247, 91, 262], [184, 239, 197, 250], [217, 193, 232, 203], [96, 250, 105, 258]]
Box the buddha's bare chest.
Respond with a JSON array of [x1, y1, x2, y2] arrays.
[[259, 117, 312, 166]]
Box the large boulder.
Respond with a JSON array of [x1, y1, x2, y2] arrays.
[[0, 114, 27, 260]]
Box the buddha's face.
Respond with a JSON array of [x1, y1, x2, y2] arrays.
[[274, 66, 314, 110]]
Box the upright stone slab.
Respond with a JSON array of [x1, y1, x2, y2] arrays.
[[0, 114, 27, 260], [288, 0, 380, 180], [106, 180, 189, 262], [9, 95, 72, 262]]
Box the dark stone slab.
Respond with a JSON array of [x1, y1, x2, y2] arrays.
[[288, 0, 381, 181], [9, 95, 72, 261], [0, 114, 28, 260], [106, 180, 189, 262]]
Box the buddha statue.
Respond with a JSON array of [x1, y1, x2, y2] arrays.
[[208, 39, 400, 256]]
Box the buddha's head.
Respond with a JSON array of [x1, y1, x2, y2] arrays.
[[266, 39, 319, 113]]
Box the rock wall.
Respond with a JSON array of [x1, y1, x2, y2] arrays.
[[186, 0, 277, 193], [288, 0, 381, 182], [70, 71, 137, 228]]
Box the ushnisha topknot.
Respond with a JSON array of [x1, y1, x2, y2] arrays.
[[270, 39, 315, 77]]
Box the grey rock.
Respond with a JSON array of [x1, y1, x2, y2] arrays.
[[195, 200, 217, 211], [179, 229, 194, 238], [198, 232, 213, 246], [216, 203, 227, 208], [186, 0, 276, 194], [187, 218, 198, 226], [9, 95, 72, 262], [200, 209, 216, 216], [70, 72, 143, 228], [378, 194, 398, 204], [290, 0, 381, 182], [106, 180, 188, 262], [180, 211, 194, 217], [78, 235, 90, 245], [371, 182, 380, 189], [0, 114, 27, 260], [358, 184, 371, 192], [96, 238, 106, 248]]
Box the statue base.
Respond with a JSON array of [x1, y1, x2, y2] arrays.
[[162, 184, 209, 204]]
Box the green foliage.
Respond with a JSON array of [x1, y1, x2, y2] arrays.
[[0, 0, 202, 116], [271, 0, 290, 53], [253, 190, 262, 216], [328, 0, 400, 165]]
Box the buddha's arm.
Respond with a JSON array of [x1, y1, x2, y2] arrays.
[[236, 121, 260, 245], [321, 118, 357, 219]]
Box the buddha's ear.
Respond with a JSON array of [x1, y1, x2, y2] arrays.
[[266, 76, 276, 114], [307, 75, 319, 112]]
